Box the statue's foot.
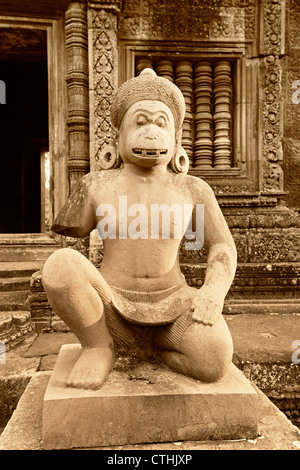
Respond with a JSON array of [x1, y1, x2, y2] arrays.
[[67, 346, 114, 390]]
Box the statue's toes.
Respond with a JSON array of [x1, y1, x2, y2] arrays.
[[66, 370, 86, 389], [67, 369, 107, 390]]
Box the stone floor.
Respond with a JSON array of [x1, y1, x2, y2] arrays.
[[0, 312, 300, 449]]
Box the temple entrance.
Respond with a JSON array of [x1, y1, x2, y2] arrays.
[[0, 28, 48, 233]]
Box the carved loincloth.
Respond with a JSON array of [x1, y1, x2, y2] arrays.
[[110, 281, 195, 326]]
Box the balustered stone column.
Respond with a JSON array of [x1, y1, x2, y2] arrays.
[[65, 1, 90, 193], [136, 58, 154, 75], [135, 58, 193, 163], [213, 60, 232, 169], [175, 61, 193, 164], [194, 61, 213, 169], [156, 59, 174, 83]]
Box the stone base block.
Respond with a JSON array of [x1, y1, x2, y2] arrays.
[[42, 344, 258, 450]]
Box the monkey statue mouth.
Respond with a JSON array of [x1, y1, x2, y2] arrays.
[[132, 148, 168, 159]]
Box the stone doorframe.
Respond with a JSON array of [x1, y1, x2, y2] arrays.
[[0, 14, 69, 230]]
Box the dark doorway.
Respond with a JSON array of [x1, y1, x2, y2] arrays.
[[0, 29, 48, 233]]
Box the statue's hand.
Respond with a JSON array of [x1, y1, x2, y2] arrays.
[[190, 286, 224, 326]]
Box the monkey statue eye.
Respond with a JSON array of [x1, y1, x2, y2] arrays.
[[136, 114, 147, 126], [156, 117, 166, 128]]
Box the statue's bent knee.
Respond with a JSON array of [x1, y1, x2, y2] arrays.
[[184, 320, 233, 383], [191, 343, 232, 383], [199, 346, 232, 383], [42, 248, 85, 291]]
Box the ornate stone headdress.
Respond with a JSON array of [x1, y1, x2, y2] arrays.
[[111, 68, 185, 135], [99, 68, 189, 174]]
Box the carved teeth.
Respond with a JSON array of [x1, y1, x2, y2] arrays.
[[132, 149, 168, 158]]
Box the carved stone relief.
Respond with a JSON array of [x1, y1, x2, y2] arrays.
[[119, 0, 256, 42], [260, 0, 284, 194], [88, 4, 119, 170]]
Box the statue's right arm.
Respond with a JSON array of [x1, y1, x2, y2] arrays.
[[189, 177, 237, 325], [51, 173, 97, 238]]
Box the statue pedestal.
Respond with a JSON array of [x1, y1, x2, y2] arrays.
[[42, 344, 258, 450]]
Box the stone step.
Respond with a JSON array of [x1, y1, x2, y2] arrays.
[[0, 277, 31, 292], [224, 298, 300, 314], [0, 262, 45, 278], [0, 233, 60, 262], [0, 247, 59, 262], [0, 233, 59, 246], [0, 291, 29, 311], [0, 258, 50, 343]]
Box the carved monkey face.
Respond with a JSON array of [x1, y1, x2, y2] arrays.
[[118, 100, 176, 168]]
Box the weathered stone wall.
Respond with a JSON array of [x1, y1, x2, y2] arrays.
[[81, 0, 299, 210], [179, 210, 300, 310], [26, 1, 300, 326]]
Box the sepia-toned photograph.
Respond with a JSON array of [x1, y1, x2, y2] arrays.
[[0, 0, 299, 456]]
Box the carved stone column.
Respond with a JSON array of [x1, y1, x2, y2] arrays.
[[65, 1, 90, 193], [87, 0, 121, 172], [213, 60, 232, 169], [136, 58, 154, 75], [156, 59, 174, 83], [260, 0, 285, 194], [136, 59, 193, 164], [194, 61, 213, 169], [175, 61, 193, 164]]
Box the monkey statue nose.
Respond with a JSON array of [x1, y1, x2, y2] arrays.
[[145, 125, 158, 140]]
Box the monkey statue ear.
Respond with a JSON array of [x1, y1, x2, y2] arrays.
[[169, 146, 189, 174], [98, 142, 121, 170]]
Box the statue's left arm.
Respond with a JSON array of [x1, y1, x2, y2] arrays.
[[190, 180, 237, 326], [51, 173, 96, 238]]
